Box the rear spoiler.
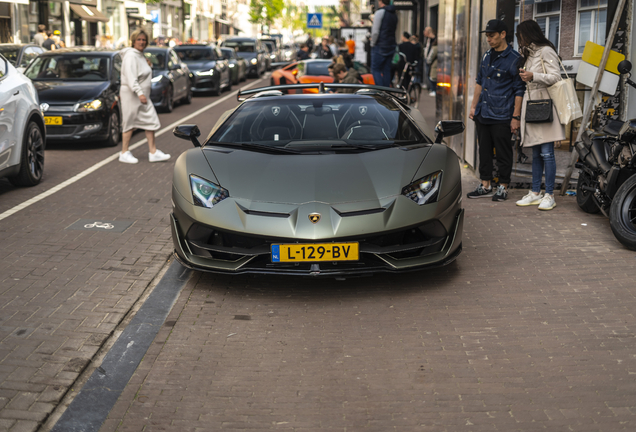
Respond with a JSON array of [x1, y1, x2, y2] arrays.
[[237, 83, 406, 101]]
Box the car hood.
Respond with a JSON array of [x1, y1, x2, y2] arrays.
[[202, 146, 430, 204], [33, 80, 109, 104], [184, 60, 217, 71]]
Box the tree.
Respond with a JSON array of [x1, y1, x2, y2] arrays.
[[249, 0, 285, 31]]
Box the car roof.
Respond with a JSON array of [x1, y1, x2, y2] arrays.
[[0, 43, 38, 48], [145, 47, 171, 52], [224, 38, 257, 42], [38, 47, 119, 56], [175, 44, 213, 48]]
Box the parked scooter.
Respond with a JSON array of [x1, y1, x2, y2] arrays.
[[575, 60, 636, 250]]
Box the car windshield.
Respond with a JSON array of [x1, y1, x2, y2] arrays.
[[209, 96, 426, 152], [175, 47, 216, 61], [144, 51, 166, 70], [223, 41, 255, 52], [220, 48, 235, 59], [263, 41, 275, 52], [25, 55, 109, 81], [298, 61, 330, 77], [0, 47, 18, 65]]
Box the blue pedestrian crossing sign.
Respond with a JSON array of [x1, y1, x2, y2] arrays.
[[307, 13, 323, 29]]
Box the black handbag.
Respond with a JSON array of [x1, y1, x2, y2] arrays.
[[524, 58, 553, 123]]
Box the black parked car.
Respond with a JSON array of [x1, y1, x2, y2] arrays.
[[221, 38, 268, 78], [261, 39, 282, 67], [0, 43, 44, 73], [173, 44, 231, 96], [24, 48, 122, 147], [144, 47, 192, 113], [220, 47, 247, 85]]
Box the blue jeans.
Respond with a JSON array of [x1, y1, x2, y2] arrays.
[[371, 45, 395, 87], [532, 142, 556, 195]]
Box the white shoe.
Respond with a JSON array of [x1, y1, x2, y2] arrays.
[[119, 151, 138, 164], [429, 91, 436, 96], [149, 149, 171, 162], [516, 191, 544, 206], [538, 194, 556, 211]]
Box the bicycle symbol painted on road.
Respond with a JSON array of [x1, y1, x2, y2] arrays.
[[84, 221, 115, 230]]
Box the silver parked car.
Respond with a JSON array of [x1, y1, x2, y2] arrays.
[[0, 54, 46, 186]]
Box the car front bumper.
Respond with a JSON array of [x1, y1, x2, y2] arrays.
[[191, 74, 218, 92], [43, 110, 110, 141], [170, 184, 463, 277]]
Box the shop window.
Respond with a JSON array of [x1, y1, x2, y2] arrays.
[[534, 0, 561, 51], [575, 0, 607, 56]]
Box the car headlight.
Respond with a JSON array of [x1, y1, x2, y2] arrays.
[[74, 99, 103, 112], [190, 175, 229, 208], [270, 54, 276, 59], [196, 69, 214, 76], [402, 171, 442, 205], [151, 75, 163, 83], [250, 58, 258, 65], [229, 64, 235, 68]]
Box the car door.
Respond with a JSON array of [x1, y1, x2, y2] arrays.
[[0, 57, 20, 171], [214, 46, 229, 86], [168, 49, 186, 98]]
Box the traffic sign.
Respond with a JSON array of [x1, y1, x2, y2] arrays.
[[307, 13, 323, 29]]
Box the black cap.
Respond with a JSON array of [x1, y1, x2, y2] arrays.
[[481, 19, 508, 34]]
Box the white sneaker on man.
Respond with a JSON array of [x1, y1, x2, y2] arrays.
[[149, 149, 171, 162], [119, 151, 138, 164], [538, 194, 556, 211], [516, 191, 544, 206]]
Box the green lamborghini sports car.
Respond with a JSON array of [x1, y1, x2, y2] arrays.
[[171, 83, 464, 276]]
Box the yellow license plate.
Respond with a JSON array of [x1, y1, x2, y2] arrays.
[[44, 116, 63, 125], [271, 242, 359, 262]]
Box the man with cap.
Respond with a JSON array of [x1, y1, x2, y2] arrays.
[[467, 19, 525, 202]]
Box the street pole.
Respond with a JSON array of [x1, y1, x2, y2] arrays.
[[560, 0, 627, 195]]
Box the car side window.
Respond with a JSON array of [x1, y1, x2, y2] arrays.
[[113, 55, 121, 81], [20, 47, 42, 68]]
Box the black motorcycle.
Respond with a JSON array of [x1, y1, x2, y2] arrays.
[[575, 60, 636, 250]]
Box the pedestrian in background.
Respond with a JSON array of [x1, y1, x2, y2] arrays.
[[410, 35, 422, 79], [364, 33, 371, 67], [370, 0, 397, 87], [119, 29, 170, 164], [33, 24, 46, 47], [306, 33, 315, 53], [467, 19, 525, 202], [319, 38, 333, 59], [423, 27, 436, 91], [333, 63, 359, 93], [42, 31, 56, 51], [426, 38, 437, 96], [515, 20, 565, 211], [329, 37, 338, 57], [297, 43, 310, 60], [346, 34, 356, 56]]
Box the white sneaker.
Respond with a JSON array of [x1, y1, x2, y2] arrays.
[[149, 149, 171, 162], [538, 194, 556, 211], [429, 91, 436, 96], [516, 191, 544, 206], [119, 151, 138, 164]]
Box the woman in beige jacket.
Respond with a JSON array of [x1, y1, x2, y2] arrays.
[[516, 20, 565, 211]]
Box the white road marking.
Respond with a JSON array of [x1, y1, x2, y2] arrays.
[[0, 78, 267, 222]]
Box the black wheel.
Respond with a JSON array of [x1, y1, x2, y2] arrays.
[[162, 86, 174, 113], [240, 67, 247, 82], [232, 70, 239, 85], [182, 85, 192, 105], [9, 121, 45, 187], [211, 78, 221, 96], [408, 84, 421, 108], [576, 170, 600, 213], [226, 76, 232, 91], [609, 174, 636, 250]]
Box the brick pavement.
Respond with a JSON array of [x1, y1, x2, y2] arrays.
[[0, 86, 260, 432], [93, 98, 636, 430]]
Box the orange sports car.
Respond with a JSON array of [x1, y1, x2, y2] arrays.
[[270, 59, 374, 93]]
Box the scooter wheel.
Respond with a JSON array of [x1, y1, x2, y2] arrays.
[[609, 174, 636, 250], [576, 171, 601, 214]]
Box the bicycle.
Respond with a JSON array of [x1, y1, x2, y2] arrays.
[[395, 53, 422, 108]]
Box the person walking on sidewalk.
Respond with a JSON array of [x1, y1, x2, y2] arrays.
[[370, 0, 397, 87], [468, 19, 525, 201], [33, 24, 46, 47], [346, 35, 356, 56], [515, 20, 565, 211], [119, 29, 170, 164]]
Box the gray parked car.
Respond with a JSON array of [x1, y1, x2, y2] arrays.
[[170, 83, 465, 276], [0, 43, 44, 73], [221, 38, 268, 77], [0, 54, 46, 186], [174, 44, 231, 96], [220, 47, 247, 85]]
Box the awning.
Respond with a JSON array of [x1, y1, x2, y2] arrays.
[[69, 4, 109, 23], [215, 17, 232, 26]]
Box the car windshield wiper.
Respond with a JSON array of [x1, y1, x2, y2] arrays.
[[207, 141, 300, 154], [331, 142, 398, 150]]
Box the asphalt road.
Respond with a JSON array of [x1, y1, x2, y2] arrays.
[[2, 76, 636, 432]]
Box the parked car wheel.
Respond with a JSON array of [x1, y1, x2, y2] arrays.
[[9, 121, 45, 187], [211, 78, 221, 96], [163, 86, 174, 113], [182, 85, 192, 105], [103, 111, 121, 148]]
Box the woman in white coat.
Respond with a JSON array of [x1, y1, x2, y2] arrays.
[[118, 29, 170, 164], [516, 20, 565, 211]]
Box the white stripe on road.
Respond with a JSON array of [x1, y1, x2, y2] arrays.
[[0, 78, 266, 222]]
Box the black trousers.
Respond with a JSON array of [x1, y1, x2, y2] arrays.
[[475, 120, 513, 185]]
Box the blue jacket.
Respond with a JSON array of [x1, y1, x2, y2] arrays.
[[475, 44, 525, 121], [371, 5, 397, 48]]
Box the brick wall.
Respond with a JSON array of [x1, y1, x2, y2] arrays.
[[518, 0, 578, 61]]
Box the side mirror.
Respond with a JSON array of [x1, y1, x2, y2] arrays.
[[434, 120, 465, 144], [618, 60, 632, 75], [174, 124, 201, 147]]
